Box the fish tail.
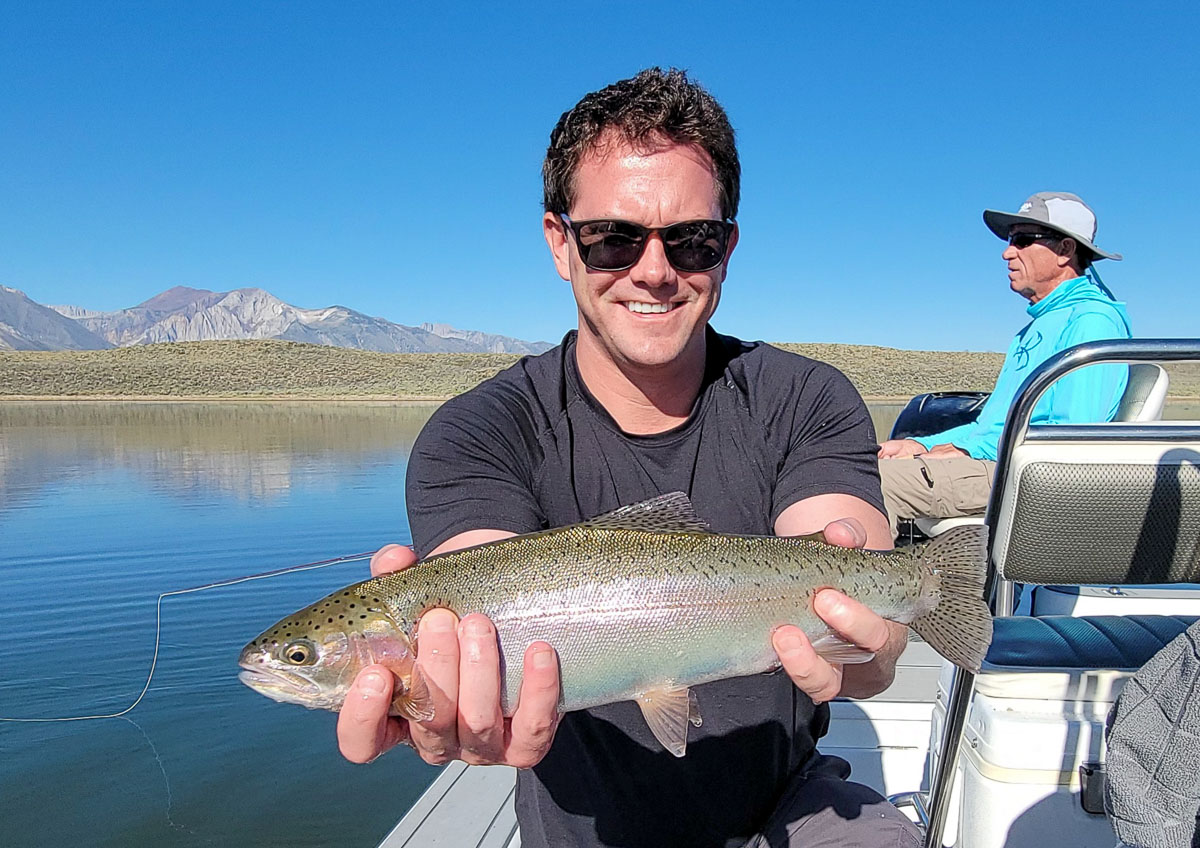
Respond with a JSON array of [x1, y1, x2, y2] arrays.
[[909, 525, 993, 673]]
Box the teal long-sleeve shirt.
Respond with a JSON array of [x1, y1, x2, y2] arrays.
[[915, 275, 1132, 461]]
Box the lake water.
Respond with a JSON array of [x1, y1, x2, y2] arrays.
[[2, 398, 1197, 847], [0, 402, 442, 848]]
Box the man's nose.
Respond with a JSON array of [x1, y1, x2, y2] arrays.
[[630, 233, 675, 286], [1002, 244, 1019, 261]]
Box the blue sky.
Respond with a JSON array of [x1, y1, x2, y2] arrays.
[[1, 2, 1195, 352]]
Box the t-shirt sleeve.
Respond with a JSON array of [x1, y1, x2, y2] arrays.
[[768, 362, 885, 525], [405, 388, 546, 558]]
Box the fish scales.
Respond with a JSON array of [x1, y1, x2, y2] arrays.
[[359, 526, 931, 714], [239, 492, 992, 757]]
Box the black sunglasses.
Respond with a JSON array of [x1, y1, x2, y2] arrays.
[[1008, 231, 1061, 249], [560, 215, 735, 272]]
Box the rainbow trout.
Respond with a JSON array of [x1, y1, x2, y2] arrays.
[[238, 492, 992, 756]]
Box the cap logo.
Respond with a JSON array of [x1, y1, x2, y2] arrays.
[[1018, 203, 1033, 213]]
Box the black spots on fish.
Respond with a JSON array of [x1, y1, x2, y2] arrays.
[[359, 614, 367, 620], [349, 603, 356, 609]]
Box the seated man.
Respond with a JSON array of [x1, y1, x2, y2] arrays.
[[877, 191, 1131, 538]]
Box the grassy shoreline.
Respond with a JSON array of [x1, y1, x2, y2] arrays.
[[4, 339, 1199, 400]]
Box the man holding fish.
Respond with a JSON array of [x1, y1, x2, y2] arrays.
[[330, 69, 938, 847]]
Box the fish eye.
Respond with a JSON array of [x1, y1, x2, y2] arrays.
[[280, 640, 317, 666]]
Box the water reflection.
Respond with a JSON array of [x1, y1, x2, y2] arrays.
[[0, 402, 439, 510], [0, 402, 443, 848]]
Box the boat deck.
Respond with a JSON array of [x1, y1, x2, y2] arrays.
[[378, 760, 520, 848]]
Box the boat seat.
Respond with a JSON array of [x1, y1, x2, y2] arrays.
[[1114, 362, 1169, 422], [985, 614, 1196, 671], [914, 363, 1170, 540], [916, 339, 1200, 848], [913, 514, 984, 538], [971, 615, 1199, 705]]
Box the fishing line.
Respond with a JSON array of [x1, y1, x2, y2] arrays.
[[120, 716, 194, 834], [0, 551, 375, 723]]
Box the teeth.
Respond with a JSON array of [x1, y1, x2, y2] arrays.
[[626, 302, 673, 314]]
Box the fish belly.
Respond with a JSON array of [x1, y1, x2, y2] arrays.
[[488, 569, 911, 714]]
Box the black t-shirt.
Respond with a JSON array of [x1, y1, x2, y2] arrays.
[[406, 327, 884, 848]]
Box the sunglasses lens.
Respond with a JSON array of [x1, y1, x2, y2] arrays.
[[574, 220, 646, 271], [1010, 232, 1056, 248], [570, 219, 731, 272], [663, 221, 729, 271]]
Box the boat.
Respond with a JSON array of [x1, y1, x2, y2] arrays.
[[377, 338, 1200, 848]]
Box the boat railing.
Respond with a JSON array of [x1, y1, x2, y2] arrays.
[[919, 337, 1200, 848]]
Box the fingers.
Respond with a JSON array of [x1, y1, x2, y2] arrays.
[[506, 642, 562, 769], [813, 590, 892, 654], [408, 608, 462, 764], [922, 443, 967, 458], [370, 544, 419, 577], [820, 517, 867, 549], [337, 665, 409, 763], [773, 591, 893, 704], [455, 614, 507, 764], [772, 625, 843, 704], [879, 439, 925, 459]]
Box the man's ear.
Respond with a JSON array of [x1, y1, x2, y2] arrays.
[[725, 221, 740, 263], [543, 212, 572, 282], [1056, 236, 1077, 266]]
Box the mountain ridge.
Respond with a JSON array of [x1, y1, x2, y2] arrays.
[[0, 286, 113, 351], [3, 284, 550, 354]]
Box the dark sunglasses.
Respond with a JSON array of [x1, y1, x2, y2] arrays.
[[560, 215, 735, 272], [1008, 231, 1061, 249]]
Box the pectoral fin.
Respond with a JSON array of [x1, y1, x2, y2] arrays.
[[386, 663, 435, 722], [635, 686, 702, 757], [809, 631, 876, 665]]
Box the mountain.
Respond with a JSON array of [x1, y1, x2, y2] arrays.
[[420, 322, 560, 355], [0, 286, 113, 351], [31, 285, 552, 355]]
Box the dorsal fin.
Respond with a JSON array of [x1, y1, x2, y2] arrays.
[[582, 492, 710, 534]]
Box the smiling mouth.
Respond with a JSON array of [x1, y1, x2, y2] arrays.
[[624, 301, 677, 314]]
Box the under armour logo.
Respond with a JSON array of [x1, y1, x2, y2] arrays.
[[1015, 330, 1043, 369]]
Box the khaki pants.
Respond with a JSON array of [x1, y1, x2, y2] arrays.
[[878, 455, 997, 539]]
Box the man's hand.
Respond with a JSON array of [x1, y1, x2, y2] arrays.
[[877, 438, 925, 459], [336, 543, 563, 769], [921, 443, 968, 458], [770, 518, 907, 702]]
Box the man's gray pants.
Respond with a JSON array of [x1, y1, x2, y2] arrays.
[[878, 456, 997, 539], [743, 755, 921, 847]]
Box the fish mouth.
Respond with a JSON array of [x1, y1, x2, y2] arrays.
[[238, 666, 322, 701]]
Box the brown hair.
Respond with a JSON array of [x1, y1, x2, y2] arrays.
[[542, 68, 739, 219]]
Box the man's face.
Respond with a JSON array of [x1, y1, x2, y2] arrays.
[[1002, 224, 1067, 303], [543, 135, 737, 374]]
